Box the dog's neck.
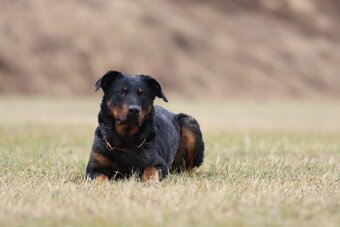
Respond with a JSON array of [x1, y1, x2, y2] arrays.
[[98, 101, 154, 149]]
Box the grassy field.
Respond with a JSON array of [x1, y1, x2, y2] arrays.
[[0, 96, 339, 227]]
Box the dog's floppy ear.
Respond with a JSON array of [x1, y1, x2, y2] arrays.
[[95, 70, 123, 92], [141, 75, 168, 102]]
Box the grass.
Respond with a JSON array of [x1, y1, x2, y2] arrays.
[[0, 96, 339, 227]]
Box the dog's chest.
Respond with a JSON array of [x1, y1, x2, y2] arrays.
[[106, 145, 155, 168]]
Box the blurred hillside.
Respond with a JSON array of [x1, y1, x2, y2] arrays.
[[0, 0, 339, 98]]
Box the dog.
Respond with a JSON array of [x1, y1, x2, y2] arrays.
[[85, 70, 204, 182]]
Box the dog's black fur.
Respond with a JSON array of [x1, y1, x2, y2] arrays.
[[86, 70, 204, 181]]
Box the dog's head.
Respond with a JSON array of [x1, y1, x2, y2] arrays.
[[95, 70, 167, 130]]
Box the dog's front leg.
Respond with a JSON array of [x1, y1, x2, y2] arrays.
[[86, 149, 120, 183]]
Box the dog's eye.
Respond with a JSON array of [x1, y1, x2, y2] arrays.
[[117, 88, 127, 95], [137, 90, 145, 97]]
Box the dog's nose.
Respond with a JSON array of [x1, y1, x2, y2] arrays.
[[128, 105, 140, 114]]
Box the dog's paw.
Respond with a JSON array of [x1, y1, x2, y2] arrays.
[[92, 174, 109, 185], [143, 166, 161, 186]]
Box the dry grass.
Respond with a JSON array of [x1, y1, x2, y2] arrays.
[[0, 97, 339, 227]]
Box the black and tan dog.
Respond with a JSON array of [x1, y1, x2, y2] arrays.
[[86, 70, 204, 182]]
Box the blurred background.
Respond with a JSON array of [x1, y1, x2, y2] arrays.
[[2, 2, 340, 225], [0, 0, 340, 99]]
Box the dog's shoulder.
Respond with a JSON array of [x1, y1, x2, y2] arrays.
[[153, 105, 176, 122]]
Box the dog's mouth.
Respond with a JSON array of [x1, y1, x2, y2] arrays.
[[116, 114, 143, 127]]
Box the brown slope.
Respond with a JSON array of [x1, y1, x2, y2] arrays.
[[0, 0, 339, 98]]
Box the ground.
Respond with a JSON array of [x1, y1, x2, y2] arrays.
[[0, 97, 339, 227]]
